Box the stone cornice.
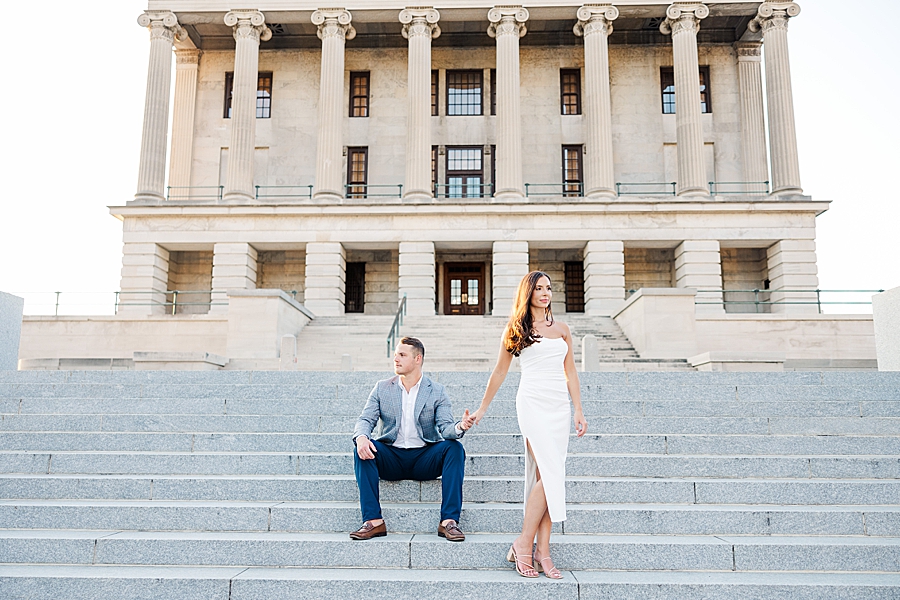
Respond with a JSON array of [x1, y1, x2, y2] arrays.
[[224, 10, 272, 43], [400, 7, 441, 40], [748, 2, 801, 34], [137, 11, 187, 44], [487, 6, 529, 39], [312, 8, 356, 41], [660, 2, 709, 36], [574, 4, 619, 38]]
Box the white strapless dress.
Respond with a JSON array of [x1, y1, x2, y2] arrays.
[[515, 336, 571, 522]]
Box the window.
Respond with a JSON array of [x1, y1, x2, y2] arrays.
[[345, 262, 366, 313], [446, 147, 484, 197], [224, 72, 274, 119], [447, 70, 483, 116], [431, 70, 439, 116], [661, 66, 711, 114], [347, 147, 368, 198], [350, 72, 370, 117], [564, 262, 586, 313], [432, 146, 438, 194], [562, 146, 583, 197], [490, 69, 497, 116], [560, 69, 581, 115], [490, 145, 496, 193]]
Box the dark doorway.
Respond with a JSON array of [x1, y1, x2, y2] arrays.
[[443, 263, 485, 315], [345, 262, 366, 313], [564, 261, 585, 313]]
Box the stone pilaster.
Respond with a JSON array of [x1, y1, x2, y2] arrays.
[[313, 9, 356, 200], [399, 242, 436, 315], [134, 12, 185, 204], [168, 48, 201, 192], [304, 242, 347, 316], [401, 8, 441, 200], [661, 3, 709, 197], [750, 2, 803, 195], [583, 241, 625, 316], [222, 11, 271, 203], [767, 239, 819, 313], [574, 4, 618, 199], [488, 6, 529, 199], [735, 42, 769, 190], [118, 243, 170, 315], [211, 243, 258, 314], [492, 241, 530, 316], [675, 240, 724, 313]]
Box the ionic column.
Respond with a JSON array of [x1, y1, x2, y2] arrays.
[[399, 242, 436, 315], [168, 48, 201, 191], [304, 243, 347, 316], [661, 3, 709, 197], [735, 42, 769, 189], [767, 239, 818, 313], [492, 241, 530, 316], [488, 6, 529, 199], [583, 241, 625, 316], [574, 5, 618, 199], [750, 2, 803, 195], [223, 11, 271, 203], [118, 243, 170, 315], [675, 240, 724, 313], [313, 9, 356, 200], [134, 12, 185, 204], [401, 8, 441, 200], [211, 243, 258, 314]]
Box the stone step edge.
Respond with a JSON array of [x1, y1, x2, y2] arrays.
[[6, 451, 900, 459]]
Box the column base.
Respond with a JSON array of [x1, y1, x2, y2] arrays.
[[132, 193, 164, 205], [771, 187, 804, 197], [676, 187, 711, 198], [222, 191, 254, 204], [402, 190, 434, 202], [492, 190, 525, 201], [585, 189, 617, 200], [313, 190, 344, 202]]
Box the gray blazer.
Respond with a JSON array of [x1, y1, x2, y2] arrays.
[[353, 375, 464, 444]]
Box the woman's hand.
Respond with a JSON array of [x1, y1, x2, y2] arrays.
[[473, 407, 487, 425], [574, 409, 588, 437]]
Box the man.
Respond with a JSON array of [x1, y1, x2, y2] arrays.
[[351, 336, 475, 541]]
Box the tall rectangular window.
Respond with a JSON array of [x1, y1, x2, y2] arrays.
[[490, 69, 497, 116], [224, 72, 274, 119], [490, 145, 496, 194], [350, 72, 370, 117], [432, 146, 438, 194], [431, 70, 439, 116], [347, 147, 368, 198], [661, 66, 711, 114], [562, 146, 584, 197], [564, 261, 586, 313], [446, 147, 484, 197], [560, 69, 581, 115], [345, 262, 366, 313], [447, 70, 483, 116]]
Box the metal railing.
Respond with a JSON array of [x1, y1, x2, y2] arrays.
[[695, 289, 885, 314], [345, 184, 404, 198], [166, 186, 224, 201], [615, 182, 678, 196], [708, 181, 770, 195], [255, 185, 314, 200], [15, 290, 226, 316], [386, 294, 408, 357], [524, 182, 584, 197], [434, 183, 494, 198]]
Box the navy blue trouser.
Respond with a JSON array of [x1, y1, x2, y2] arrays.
[[353, 439, 465, 523]]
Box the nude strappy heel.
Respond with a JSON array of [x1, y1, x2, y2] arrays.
[[506, 545, 539, 578], [533, 550, 563, 579]]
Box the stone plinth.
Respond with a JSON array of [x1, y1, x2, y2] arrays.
[[873, 286, 900, 371], [675, 240, 724, 313], [1, 292, 24, 370], [304, 243, 346, 316], [689, 351, 785, 372], [399, 242, 436, 316], [118, 243, 170, 315], [581, 334, 599, 372], [211, 243, 258, 314], [492, 241, 529, 317], [767, 239, 818, 313], [226, 289, 313, 361], [583, 241, 625, 316], [614, 288, 698, 359]]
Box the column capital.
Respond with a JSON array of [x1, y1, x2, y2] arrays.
[[400, 7, 441, 40], [488, 6, 529, 39], [312, 9, 356, 41], [660, 3, 709, 36], [174, 48, 201, 65], [734, 41, 762, 62], [749, 2, 801, 34], [137, 11, 186, 43], [225, 10, 272, 43], [574, 4, 619, 38]]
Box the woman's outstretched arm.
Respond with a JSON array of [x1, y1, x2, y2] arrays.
[[561, 323, 588, 437], [473, 338, 514, 424]]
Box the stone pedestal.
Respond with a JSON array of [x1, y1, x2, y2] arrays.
[[675, 241, 724, 313], [614, 288, 699, 359], [211, 243, 258, 314], [304, 242, 347, 316], [873, 286, 900, 371], [118, 243, 170, 315], [488, 6, 528, 199], [661, 3, 709, 197], [581, 334, 599, 372], [735, 42, 769, 190], [492, 241, 529, 316], [401, 8, 440, 200], [575, 4, 618, 198], [168, 48, 201, 191], [399, 242, 436, 316], [226, 290, 313, 361], [583, 241, 625, 316], [767, 239, 819, 314], [0, 292, 24, 370], [223, 10, 271, 203], [313, 9, 355, 200]]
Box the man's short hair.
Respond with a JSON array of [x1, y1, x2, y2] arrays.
[[399, 336, 425, 360]]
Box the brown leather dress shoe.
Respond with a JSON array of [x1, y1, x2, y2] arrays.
[[349, 521, 387, 540], [438, 520, 465, 542]]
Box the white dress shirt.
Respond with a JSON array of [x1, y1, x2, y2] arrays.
[[394, 379, 426, 449]]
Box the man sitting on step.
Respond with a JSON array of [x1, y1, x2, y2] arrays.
[[351, 336, 475, 541]]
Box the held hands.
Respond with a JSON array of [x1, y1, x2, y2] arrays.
[[459, 409, 476, 431], [472, 408, 487, 425], [574, 409, 588, 437], [356, 435, 377, 460]]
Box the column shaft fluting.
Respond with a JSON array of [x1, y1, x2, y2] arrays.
[[168, 49, 201, 191], [313, 10, 356, 199], [401, 9, 440, 199], [223, 11, 271, 203], [488, 7, 528, 199], [661, 3, 709, 197], [575, 5, 618, 198], [135, 12, 183, 203], [735, 43, 769, 188]]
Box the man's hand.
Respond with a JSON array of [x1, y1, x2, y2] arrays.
[[459, 409, 476, 431], [356, 435, 377, 460]]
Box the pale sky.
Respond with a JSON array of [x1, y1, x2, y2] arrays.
[[1, 0, 897, 314]]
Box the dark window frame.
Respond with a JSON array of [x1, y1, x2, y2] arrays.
[[432, 145, 438, 195], [350, 71, 370, 118], [446, 70, 483, 116], [660, 66, 712, 114], [347, 147, 368, 198], [560, 69, 581, 115], [562, 145, 584, 197], [490, 69, 497, 116], [344, 262, 366, 313], [446, 146, 485, 198], [224, 71, 274, 119], [431, 70, 439, 116], [564, 261, 586, 313]]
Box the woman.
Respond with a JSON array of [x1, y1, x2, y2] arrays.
[[472, 271, 588, 579]]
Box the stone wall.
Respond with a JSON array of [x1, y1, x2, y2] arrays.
[[345, 249, 399, 315], [257, 250, 306, 303], [166, 251, 213, 315], [625, 248, 675, 294], [721, 247, 769, 314]]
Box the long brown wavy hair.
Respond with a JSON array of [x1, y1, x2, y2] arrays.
[[503, 271, 554, 356]]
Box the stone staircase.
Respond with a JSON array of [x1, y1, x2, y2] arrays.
[[295, 314, 692, 371], [1, 370, 899, 598]]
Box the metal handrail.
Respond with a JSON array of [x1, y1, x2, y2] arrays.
[[695, 288, 885, 314], [166, 186, 224, 201], [345, 184, 404, 198], [708, 181, 770, 195], [386, 294, 408, 357], [255, 185, 314, 200], [15, 290, 226, 316], [615, 182, 677, 196], [524, 182, 584, 197], [434, 183, 494, 198]]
